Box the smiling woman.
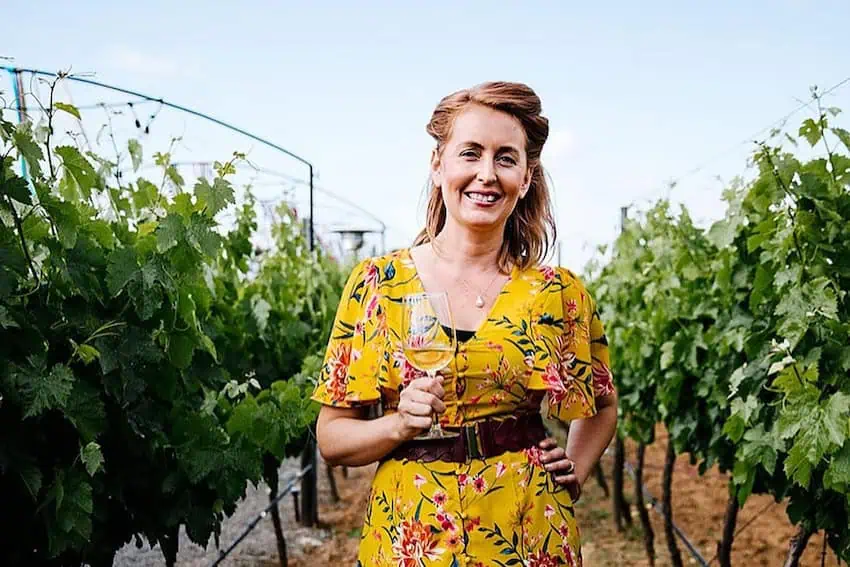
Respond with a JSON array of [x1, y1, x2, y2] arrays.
[[312, 81, 618, 567]]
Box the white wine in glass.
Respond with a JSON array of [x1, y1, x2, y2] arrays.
[[402, 292, 459, 440]]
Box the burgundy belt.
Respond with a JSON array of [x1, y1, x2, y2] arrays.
[[385, 413, 548, 464]]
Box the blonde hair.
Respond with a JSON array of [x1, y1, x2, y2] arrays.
[[413, 81, 557, 271]]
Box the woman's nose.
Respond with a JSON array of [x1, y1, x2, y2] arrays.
[[476, 159, 497, 185]]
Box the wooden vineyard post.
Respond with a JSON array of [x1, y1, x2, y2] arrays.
[[783, 526, 813, 567], [300, 436, 319, 527], [635, 442, 655, 566], [717, 491, 739, 567], [662, 438, 683, 567], [264, 454, 288, 567]]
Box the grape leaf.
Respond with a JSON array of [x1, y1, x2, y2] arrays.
[[0, 305, 19, 328], [168, 333, 195, 369], [156, 213, 185, 253], [106, 247, 140, 296], [18, 461, 43, 501], [128, 139, 142, 172], [64, 381, 107, 443], [1, 174, 32, 205], [12, 123, 44, 179], [54, 102, 81, 120], [824, 443, 850, 493], [21, 363, 76, 418], [81, 442, 104, 476], [799, 118, 822, 146], [186, 213, 221, 257], [194, 177, 235, 216], [56, 146, 100, 199]]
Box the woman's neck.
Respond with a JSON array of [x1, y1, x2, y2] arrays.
[[430, 220, 505, 273]]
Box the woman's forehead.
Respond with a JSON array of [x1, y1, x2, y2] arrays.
[[447, 104, 526, 148]]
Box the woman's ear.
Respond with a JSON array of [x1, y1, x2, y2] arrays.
[[430, 148, 442, 188], [521, 165, 534, 198]]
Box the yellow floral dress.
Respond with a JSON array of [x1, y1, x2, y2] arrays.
[[311, 248, 615, 567]]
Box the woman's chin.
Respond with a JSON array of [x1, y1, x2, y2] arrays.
[[452, 210, 507, 233]]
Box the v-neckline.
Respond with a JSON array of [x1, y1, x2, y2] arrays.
[[403, 247, 519, 342]]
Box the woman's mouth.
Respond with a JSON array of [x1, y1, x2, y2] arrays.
[[464, 191, 502, 205]]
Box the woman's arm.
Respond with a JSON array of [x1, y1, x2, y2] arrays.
[[316, 375, 446, 467], [316, 406, 404, 467], [565, 391, 618, 487]]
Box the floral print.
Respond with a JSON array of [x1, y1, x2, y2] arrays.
[[312, 248, 615, 566]]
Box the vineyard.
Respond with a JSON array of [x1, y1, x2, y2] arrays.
[[585, 91, 850, 565], [0, 74, 346, 565], [2, 69, 850, 567]]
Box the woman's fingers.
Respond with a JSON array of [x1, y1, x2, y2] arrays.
[[399, 399, 435, 417], [541, 446, 566, 466], [544, 456, 574, 474], [406, 376, 445, 399], [404, 389, 446, 414], [538, 437, 558, 450], [404, 415, 433, 431]]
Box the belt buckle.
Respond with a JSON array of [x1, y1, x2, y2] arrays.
[[464, 422, 482, 462]]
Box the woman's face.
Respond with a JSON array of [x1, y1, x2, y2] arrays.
[[431, 104, 532, 235]]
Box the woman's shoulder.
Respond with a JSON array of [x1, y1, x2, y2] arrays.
[[518, 261, 589, 290], [341, 248, 415, 288]]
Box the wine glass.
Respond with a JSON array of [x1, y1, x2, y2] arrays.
[[402, 291, 459, 440]]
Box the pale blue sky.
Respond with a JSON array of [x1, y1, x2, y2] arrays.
[[3, 0, 849, 270]]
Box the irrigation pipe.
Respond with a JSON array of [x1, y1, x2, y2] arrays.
[[621, 458, 710, 567], [209, 464, 313, 567]]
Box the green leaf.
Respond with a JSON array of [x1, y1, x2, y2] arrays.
[[749, 265, 772, 309], [133, 179, 160, 210], [186, 213, 221, 257], [823, 393, 850, 447], [55, 146, 100, 200], [80, 442, 104, 476], [199, 333, 218, 361], [1, 175, 32, 205], [106, 247, 139, 296], [785, 440, 814, 487], [799, 118, 822, 146], [824, 443, 850, 493], [156, 213, 184, 253], [194, 177, 235, 216], [70, 340, 100, 365], [0, 305, 19, 328], [660, 341, 675, 371], [252, 295, 271, 333], [64, 381, 107, 443], [128, 139, 143, 172], [168, 333, 196, 369], [54, 102, 81, 120], [12, 124, 44, 179], [832, 127, 850, 153], [22, 363, 76, 418], [165, 165, 185, 190], [18, 461, 42, 500]]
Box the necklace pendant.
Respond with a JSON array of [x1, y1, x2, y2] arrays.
[[474, 295, 485, 308]]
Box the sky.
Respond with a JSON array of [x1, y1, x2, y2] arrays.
[[2, 0, 849, 271]]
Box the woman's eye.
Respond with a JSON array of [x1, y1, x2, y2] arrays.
[[499, 155, 517, 165], [460, 150, 478, 159]]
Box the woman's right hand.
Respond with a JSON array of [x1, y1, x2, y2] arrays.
[[394, 375, 446, 441]]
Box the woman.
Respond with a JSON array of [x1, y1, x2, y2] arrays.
[[312, 81, 618, 567]]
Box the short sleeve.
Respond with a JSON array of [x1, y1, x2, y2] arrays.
[[532, 268, 614, 423], [310, 258, 388, 407]]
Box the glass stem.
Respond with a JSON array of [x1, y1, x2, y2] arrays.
[[428, 369, 442, 433]]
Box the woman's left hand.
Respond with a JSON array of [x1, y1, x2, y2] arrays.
[[539, 438, 584, 503]]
